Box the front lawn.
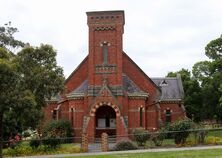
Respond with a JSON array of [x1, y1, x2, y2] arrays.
[[208, 130, 222, 137], [76, 149, 222, 158], [3, 142, 81, 157]]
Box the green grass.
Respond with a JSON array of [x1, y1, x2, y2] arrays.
[[208, 130, 222, 137], [161, 139, 175, 146], [76, 149, 222, 158], [3, 142, 81, 157], [144, 139, 175, 148]]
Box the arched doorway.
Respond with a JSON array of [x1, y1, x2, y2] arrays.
[[95, 105, 116, 138]]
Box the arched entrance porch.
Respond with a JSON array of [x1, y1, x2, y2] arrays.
[[87, 101, 127, 140], [95, 105, 116, 138]]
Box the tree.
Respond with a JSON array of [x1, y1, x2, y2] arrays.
[[16, 44, 64, 109], [205, 34, 222, 60], [0, 47, 36, 158], [192, 61, 212, 84], [167, 35, 222, 122], [0, 48, 18, 157], [0, 23, 65, 158], [167, 69, 202, 121], [193, 35, 222, 120], [0, 24, 27, 157], [1, 44, 65, 140], [219, 84, 222, 106], [0, 22, 24, 53]]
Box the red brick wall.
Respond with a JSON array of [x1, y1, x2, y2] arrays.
[[146, 104, 158, 130], [43, 102, 58, 123], [116, 116, 128, 138], [127, 99, 146, 129], [68, 99, 85, 130], [57, 101, 69, 121], [160, 102, 185, 125], [87, 116, 95, 139], [123, 53, 160, 101], [87, 11, 124, 87], [65, 57, 88, 93], [122, 52, 162, 130]]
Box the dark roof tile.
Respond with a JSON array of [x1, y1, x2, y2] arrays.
[[151, 77, 184, 100]]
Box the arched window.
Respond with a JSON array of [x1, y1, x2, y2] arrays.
[[52, 109, 57, 120], [139, 107, 143, 127], [165, 109, 171, 124], [71, 108, 74, 126]]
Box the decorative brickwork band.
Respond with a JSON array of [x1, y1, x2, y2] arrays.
[[81, 133, 88, 152], [90, 102, 121, 117], [101, 132, 108, 152]]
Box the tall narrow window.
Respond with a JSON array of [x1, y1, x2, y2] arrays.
[[165, 109, 171, 124], [139, 107, 143, 127], [52, 110, 57, 120], [102, 43, 108, 65], [71, 108, 74, 126]]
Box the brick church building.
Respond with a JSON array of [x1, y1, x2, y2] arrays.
[[44, 10, 186, 139]]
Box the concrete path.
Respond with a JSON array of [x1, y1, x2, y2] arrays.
[[16, 145, 222, 158]]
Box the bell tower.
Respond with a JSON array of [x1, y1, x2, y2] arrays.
[[86, 11, 125, 88]]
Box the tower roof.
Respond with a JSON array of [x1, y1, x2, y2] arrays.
[[86, 10, 125, 25]]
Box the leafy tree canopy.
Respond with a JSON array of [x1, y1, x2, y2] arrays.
[[0, 23, 64, 158], [168, 35, 222, 122], [193, 35, 222, 120], [167, 69, 202, 121], [0, 22, 24, 53], [16, 44, 64, 108], [205, 35, 222, 60], [219, 84, 222, 106]]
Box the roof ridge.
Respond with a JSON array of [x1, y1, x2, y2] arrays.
[[151, 77, 178, 80]]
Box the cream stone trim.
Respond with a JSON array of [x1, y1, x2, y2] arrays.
[[90, 101, 121, 117]]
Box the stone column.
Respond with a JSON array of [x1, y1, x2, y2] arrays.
[[81, 133, 88, 152], [101, 132, 108, 152], [156, 103, 163, 128]]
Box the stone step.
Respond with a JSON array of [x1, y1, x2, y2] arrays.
[[94, 137, 116, 143]]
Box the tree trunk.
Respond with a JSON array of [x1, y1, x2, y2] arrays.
[[0, 113, 3, 158]]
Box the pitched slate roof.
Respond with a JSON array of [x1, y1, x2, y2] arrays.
[[65, 74, 184, 101], [151, 76, 184, 100], [122, 74, 149, 97], [67, 74, 148, 97], [70, 79, 88, 94], [122, 74, 145, 93], [66, 79, 88, 98]]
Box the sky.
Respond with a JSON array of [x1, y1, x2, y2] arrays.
[[1, 0, 222, 78]]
